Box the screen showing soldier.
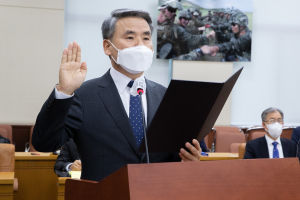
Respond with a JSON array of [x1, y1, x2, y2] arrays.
[[157, 0, 253, 62]]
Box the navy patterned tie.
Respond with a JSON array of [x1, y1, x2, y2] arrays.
[[272, 142, 279, 158], [127, 80, 144, 146]]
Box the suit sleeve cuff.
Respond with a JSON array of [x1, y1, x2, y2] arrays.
[[55, 84, 74, 99], [66, 163, 73, 171]]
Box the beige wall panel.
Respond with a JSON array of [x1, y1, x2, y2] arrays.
[[0, 5, 64, 124], [172, 60, 233, 126], [0, 0, 63, 10]]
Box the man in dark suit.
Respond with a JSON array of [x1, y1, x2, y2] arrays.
[[244, 107, 296, 159], [291, 127, 300, 159], [54, 138, 81, 174], [291, 126, 300, 145], [32, 9, 202, 182]]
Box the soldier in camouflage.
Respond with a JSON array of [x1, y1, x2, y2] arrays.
[[186, 8, 206, 35], [218, 9, 226, 23], [207, 10, 212, 20], [211, 10, 220, 25], [157, 0, 210, 59], [177, 9, 192, 28], [190, 8, 201, 18], [206, 8, 232, 33], [179, 13, 251, 61], [229, 9, 243, 24], [204, 13, 252, 61], [175, 44, 212, 60]]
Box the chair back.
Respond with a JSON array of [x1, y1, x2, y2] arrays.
[[214, 127, 246, 152], [238, 143, 246, 159], [281, 127, 294, 140], [203, 128, 216, 152], [0, 125, 13, 143], [0, 144, 15, 172], [246, 127, 265, 141], [229, 143, 240, 153]]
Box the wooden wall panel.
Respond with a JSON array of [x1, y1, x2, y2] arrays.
[[12, 125, 32, 152]]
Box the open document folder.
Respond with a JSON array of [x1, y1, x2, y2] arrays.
[[139, 67, 243, 153]]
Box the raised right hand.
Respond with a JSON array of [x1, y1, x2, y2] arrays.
[[57, 41, 87, 95]]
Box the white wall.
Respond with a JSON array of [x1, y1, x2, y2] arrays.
[[231, 0, 300, 126], [0, 0, 64, 124], [63, 0, 300, 126]]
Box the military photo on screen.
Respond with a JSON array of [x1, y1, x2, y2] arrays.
[[157, 0, 253, 62]]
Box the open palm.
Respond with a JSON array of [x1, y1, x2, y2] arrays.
[[57, 41, 87, 95]]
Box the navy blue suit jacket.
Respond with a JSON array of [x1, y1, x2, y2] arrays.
[[243, 136, 297, 159], [54, 138, 80, 172], [291, 127, 300, 158], [291, 126, 300, 145], [32, 70, 183, 181]]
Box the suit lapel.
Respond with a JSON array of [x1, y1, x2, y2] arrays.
[[145, 79, 159, 128], [281, 138, 289, 157], [141, 79, 160, 162], [97, 71, 139, 155], [258, 137, 269, 158]]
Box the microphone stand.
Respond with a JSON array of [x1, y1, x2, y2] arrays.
[[138, 91, 150, 164]]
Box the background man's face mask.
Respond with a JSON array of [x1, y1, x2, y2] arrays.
[[265, 122, 283, 139], [108, 40, 154, 74]]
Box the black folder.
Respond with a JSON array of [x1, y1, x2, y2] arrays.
[[139, 67, 243, 153]]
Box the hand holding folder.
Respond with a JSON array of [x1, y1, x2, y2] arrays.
[[139, 67, 243, 154]]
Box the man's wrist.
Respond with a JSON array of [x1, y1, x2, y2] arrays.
[[55, 84, 74, 99], [66, 163, 73, 171], [215, 45, 221, 52], [57, 84, 74, 96], [195, 48, 204, 57]]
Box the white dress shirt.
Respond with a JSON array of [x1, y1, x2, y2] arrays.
[[66, 163, 72, 171], [265, 134, 284, 158], [54, 67, 147, 125]]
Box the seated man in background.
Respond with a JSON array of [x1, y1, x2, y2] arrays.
[[244, 107, 296, 159], [54, 138, 81, 177], [291, 126, 300, 145], [291, 127, 300, 159]]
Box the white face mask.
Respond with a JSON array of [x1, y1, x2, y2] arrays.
[[265, 122, 283, 139], [108, 40, 154, 74]]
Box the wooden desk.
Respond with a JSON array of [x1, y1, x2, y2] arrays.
[[14, 152, 58, 200], [58, 177, 70, 200], [58, 153, 239, 199], [200, 153, 239, 161], [0, 172, 14, 200]]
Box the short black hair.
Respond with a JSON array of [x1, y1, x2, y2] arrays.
[[101, 8, 153, 40]]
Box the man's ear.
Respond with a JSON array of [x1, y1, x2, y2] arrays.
[[103, 39, 112, 56], [262, 122, 267, 131]]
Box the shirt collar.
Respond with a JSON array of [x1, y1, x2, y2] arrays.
[[265, 134, 281, 146], [110, 67, 145, 94]]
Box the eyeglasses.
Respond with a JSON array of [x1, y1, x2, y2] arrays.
[[264, 119, 284, 124], [180, 17, 189, 21], [167, 7, 177, 13]]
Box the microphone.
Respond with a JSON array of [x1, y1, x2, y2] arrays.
[[137, 88, 144, 95], [130, 78, 149, 163], [138, 90, 150, 164], [130, 77, 146, 96]]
